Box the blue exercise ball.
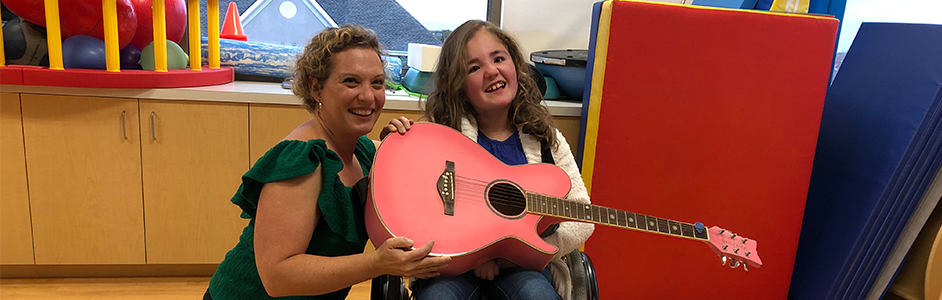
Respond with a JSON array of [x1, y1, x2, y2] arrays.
[[62, 35, 107, 69]]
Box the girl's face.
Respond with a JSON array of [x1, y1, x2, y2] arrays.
[[462, 30, 518, 116], [315, 47, 387, 137]]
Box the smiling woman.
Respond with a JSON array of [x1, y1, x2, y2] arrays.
[[202, 24, 451, 300]]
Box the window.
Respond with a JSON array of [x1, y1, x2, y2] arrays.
[[833, 0, 942, 77], [200, 0, 499, 54]]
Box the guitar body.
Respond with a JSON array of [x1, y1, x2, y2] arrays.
[[366, 123, 573, 276]]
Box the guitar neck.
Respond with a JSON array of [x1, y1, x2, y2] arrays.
[[526, 192, 709, 241]]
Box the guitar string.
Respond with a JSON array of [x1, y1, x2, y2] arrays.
[[441, 183, 705, 239], [450, 177, 601, 220], [451, 176, 602, 215], [450, 177, 699, 234]]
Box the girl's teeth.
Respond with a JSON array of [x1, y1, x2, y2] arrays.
[[486, 82, 505, 92]]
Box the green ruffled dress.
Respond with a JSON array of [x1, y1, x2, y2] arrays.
[[207, 136, 375, 299]]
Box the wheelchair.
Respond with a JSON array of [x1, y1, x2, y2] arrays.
[[369, 63, 597, 300]]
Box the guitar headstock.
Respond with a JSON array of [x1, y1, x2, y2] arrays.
[[705, 226, 762, 270]]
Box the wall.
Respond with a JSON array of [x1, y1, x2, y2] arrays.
[[500, 0, 599, 58]]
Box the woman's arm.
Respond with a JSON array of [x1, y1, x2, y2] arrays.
[[254, 166, 449, 297]]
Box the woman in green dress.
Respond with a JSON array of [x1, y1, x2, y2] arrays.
[[204, 25, 451, 300]]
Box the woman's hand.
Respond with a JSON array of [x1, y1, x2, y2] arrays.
[[371, 237, 451, 279], [379, 116, 414, 140], [472, 259, 501, 280]]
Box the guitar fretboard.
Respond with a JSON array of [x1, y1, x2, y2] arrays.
[[526, 192, 708, 241]]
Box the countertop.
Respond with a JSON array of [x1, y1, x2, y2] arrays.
[[0, 81, 584, 117]]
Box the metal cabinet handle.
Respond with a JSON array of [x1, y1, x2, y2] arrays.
[[121, 110, 127, 139], [150, 112, 156, 140]]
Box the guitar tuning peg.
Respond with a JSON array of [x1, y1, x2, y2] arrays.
[[721, 256, 728, 266], [730, 233, 738, 239], [743, 263, 749, 272], [730, 260, 741, 269]]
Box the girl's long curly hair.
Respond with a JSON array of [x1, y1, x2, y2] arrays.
[[423, 20, 557, 148], [293, 25, 385, 113]]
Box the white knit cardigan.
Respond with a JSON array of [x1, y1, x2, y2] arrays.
[[458, 117, 595, 300]]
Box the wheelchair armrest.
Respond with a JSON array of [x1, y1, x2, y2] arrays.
[[371, 275, 408, 300], [567, 249, 600, 300], [581, 251, 599, 300]]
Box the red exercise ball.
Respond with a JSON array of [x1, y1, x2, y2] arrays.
[[2, 0, 139, 49], [129, 0, 187, 50]]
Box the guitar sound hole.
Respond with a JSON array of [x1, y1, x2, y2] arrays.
[[487, 182, 526, 217]]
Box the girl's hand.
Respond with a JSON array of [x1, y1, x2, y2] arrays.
[[371, 237, 450, 279], [472, 259, 500, 280], [379, 116, 414, 140], [495, 258, 517, 269]]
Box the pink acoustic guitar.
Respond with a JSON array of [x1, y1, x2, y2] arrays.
[[365, 123, 762, 276]]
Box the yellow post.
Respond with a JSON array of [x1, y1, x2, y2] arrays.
[[153, 0, 168, 72], [0, 18, 5, 67], [188, 0, 201, 70], [44, 0, 64, 70], [208, 0, 220, 69], [103, 0, 121, 72]]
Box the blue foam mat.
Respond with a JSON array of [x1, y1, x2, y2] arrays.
[[789, 23, 942, 300]]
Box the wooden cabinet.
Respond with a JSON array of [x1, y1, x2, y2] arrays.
[[248, 104, 313, 165], [4, 91, 582, 270], [1, 93, 34, 265], [140, 100, 250, 264], [554, 116, 581, 153], [20, 94, 145, 264]]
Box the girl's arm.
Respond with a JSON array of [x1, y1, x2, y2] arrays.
[[375, 116, 416, 148], [542, 130, 595, 260]]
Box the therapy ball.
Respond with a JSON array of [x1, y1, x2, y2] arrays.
[[2, 16, 49, 66], [120, 45, 144, 69], [62, 35, 107, 69], [140, 40, 189, 70]]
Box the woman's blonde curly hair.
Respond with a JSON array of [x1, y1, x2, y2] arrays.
[[293, 25, 385, 113]]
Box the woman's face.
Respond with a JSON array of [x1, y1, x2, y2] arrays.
[[315, 47, 386, 137], [462, 30, 518, 116]]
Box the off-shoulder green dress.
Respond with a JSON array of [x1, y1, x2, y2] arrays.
[[207, 136, 375, 300]]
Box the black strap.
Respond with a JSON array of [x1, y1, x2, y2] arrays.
[[539, 139, 560, 238], [353, 176, 370, 206], [540, 139, 555, 165]]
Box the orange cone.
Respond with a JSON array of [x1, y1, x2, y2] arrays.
[[220, 2, 247, 41]]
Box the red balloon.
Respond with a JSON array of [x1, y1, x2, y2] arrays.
[[129, 0, 187, 50], [2, 0, 139, 49]]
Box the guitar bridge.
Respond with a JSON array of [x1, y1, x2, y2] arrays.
[[437, 161, 456, 216]]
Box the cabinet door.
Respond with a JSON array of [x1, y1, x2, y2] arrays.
[[21, 94, 145, 264], [248, 104, 313, 165], [140, 100, 249, 264], [554, 116, 581, 153], [1, 93, 34, 264]]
